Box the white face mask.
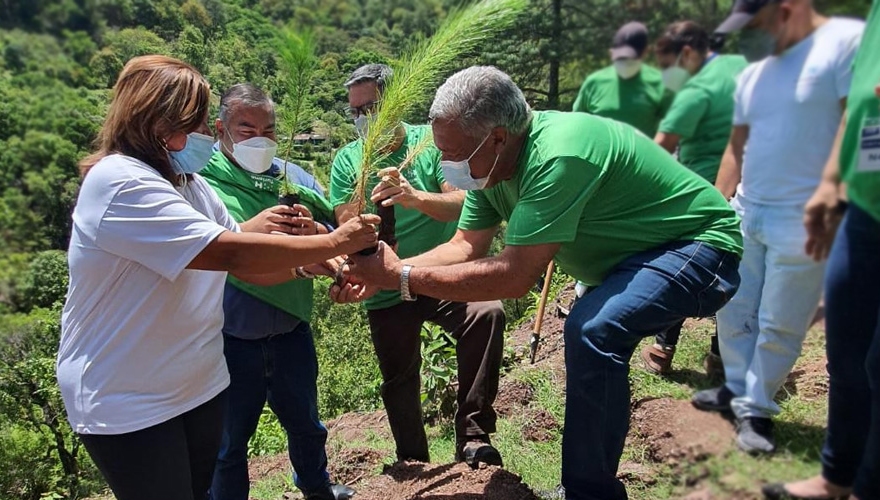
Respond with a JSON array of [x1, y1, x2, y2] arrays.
[[613, 59, 642, 79], [440, 132, 499, 191], [354, 115, 373, 138], [226, 131, 277, 174], [661, 54, 691, 92]]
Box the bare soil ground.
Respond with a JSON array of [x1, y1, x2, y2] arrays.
[[354, 462, 540, 500], [631, 398, 736, 465]]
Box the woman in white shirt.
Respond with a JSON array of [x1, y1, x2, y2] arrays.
[[56, 55, 378, 500]]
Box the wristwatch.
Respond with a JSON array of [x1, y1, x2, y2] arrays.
[[400, 264, 417, 302]]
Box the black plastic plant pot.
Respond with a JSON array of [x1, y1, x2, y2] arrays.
[[278, 193, 300, 207], [357, 200, 396, 255]]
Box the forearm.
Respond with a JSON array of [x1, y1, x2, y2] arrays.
[[714, 148, 741, 199], [715, 127, 747, 199], [408, 257, 530, 301], [409, 190, 465, 222], [402, 227, 495, 267], [192, 231, 341, 275], [820, 113, 846, 186]]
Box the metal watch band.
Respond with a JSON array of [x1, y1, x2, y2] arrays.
[[400, 264, 417, 302]]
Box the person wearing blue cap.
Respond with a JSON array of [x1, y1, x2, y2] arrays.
[[692, 0, 864, 455]]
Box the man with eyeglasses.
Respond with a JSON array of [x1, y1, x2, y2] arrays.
[[328, 64, 506, 468]]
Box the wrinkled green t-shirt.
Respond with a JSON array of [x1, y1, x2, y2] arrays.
[[572, 64, 674, 137], [330, 123, 458, 310], [459, 111, 743, 286], [659, 55, 748, 183], [841, 0, 880, 222]]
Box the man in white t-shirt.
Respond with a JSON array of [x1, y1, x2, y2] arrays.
[[692, 0, 863, 454]]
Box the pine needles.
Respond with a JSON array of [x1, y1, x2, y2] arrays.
[[351, 0, 527, 212], [276, 27, 317, 196]]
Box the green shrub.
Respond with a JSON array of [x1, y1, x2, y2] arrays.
[[15, 250, 68, 312], [0, 424, 55, 500]]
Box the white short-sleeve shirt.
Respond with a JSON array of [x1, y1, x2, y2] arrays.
[[58, 154, 238, 435], [733, 17, 864, 205]]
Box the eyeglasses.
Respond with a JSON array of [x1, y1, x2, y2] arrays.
[[347, 100, 380, 118]]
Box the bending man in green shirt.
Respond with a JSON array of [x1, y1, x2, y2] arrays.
[[572, 21, 674, 138], [640, 21, 748, 376], [329, 64, 506, 468], [336, 66, 743, 500]]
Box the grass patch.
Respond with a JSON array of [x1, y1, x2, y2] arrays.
[[249, 320, 831, 499]]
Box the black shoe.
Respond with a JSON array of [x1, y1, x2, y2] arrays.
[[737, 417, 775, 455], [305, 483, 356, 500], [455, 438, 503, 468], [691, 385, 734, 412], [761, 483, 850, 499]]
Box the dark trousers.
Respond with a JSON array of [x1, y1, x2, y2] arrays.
[[820, 204, 880, 500], [79, 391, 227, 500], [562, 241, 739, 500], [210, 324, 331, 500], [367, 297, 505, 461], [654, 319, 721, 356]]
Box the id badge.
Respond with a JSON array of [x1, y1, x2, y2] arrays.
[[858, 116, 880, 172]]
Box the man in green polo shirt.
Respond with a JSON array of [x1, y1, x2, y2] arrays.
[[336, 66, 742, 500], [763, 1, 880, 498], [640, 21, 748, 376], [200, 84, 355, 500], [572, 21, 674, 138], [328, 64, 506, 468]]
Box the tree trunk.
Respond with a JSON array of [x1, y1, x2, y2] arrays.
[[547, 0, 562, 109]]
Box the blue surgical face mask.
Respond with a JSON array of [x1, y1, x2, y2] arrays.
[[739, 28, 778, 63], [440, 132, 500, 191], [169, 132, 215, 175]]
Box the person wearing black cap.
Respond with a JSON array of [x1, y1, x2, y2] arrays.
[[572, 21, 673, 138], [692, 0, 864, 456]]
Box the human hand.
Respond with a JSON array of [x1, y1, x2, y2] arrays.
[[329, 271, 380, 304], [804, 180, 844, 261], [346, 241, 402, 291], [331, 214, 381, 255], [240, 205, 303, 235], [371, 167, 421, 209]]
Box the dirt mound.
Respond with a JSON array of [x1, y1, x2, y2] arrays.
[[247, 453, 289, 483], [355, 462, 540, 500], [632, 398, 735, 464], [521, 409, 560, 442], [494, 379, 535, 417], [329, 447, 386, 485], [326, 410, 391, 443]]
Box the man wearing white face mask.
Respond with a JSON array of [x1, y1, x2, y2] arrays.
[[329, 64, 507, 468], [334, 66, 743, 500], [200, 84, 355, 500], [572, 21, 674, 138], [691, 0, 864, 456]]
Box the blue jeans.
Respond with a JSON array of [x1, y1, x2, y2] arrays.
[[209, 323, 330, 500], [562, 241, 740, 500], [718, 197, 826, 420], [821, 204, 880, 500]]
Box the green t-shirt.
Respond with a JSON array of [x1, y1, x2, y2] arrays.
[[459, 111, 743, 286], [201, 151, 333, 323], [572, 64, 674, 137], [330, 123, 458, 310], [659, 55, 748, 183], [841, 0, 880, 222]]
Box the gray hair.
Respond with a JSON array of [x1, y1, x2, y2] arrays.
[[429, 66, 532, 137], [344, 64, 393, 93], [218, 83, 275, 124]]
